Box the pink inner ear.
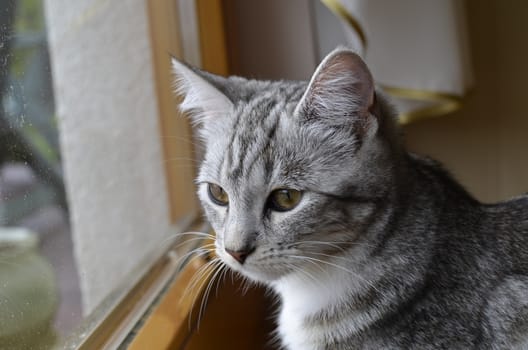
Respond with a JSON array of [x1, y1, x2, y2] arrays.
[[315, 50, 375, 114]]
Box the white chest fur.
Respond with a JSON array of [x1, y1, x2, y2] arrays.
[[273, 267, 377, 350]]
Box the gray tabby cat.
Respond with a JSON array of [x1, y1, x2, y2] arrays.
[[171, 48, 528, 350]]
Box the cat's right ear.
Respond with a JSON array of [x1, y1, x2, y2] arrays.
[[294, 48, 377, 138], [171, 58, 233, 132]]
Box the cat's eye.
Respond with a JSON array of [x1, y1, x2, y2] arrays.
[[207, 183, 229, 206], [267, 189, 302, 212]]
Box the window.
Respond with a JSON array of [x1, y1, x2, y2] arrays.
[[0, 0, 206, 348]]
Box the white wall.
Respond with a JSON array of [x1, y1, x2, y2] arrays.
[[44, 0, 172, 313]]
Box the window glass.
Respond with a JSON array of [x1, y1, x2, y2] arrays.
[[0, 0, 82, 347], [0, 0, 203, 347]]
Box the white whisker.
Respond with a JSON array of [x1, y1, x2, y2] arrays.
[[178, 249, 216, 305], [288, 255, 381, 294], [185, 259, 218, 329], [197, 260, 225, 328], [190, 259, 223, 330]]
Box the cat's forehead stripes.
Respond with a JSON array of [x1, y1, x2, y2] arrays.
[[221, 83, 305, 184], [225, 100, 281, 182]]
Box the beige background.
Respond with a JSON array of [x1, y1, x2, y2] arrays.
[[226, 0, 528, 203]]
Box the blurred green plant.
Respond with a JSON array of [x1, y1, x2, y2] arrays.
[[11, 0, 45, 76], [15, 0, 45, 32]]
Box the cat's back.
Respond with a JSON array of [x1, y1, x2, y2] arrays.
[[414, 155, 528, 256], [474, 194, 528, 349], [398, 158, 528, 348]]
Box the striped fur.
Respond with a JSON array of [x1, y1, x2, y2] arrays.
[[172, 48, 528, 349]]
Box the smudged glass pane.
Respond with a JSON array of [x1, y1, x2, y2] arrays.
[[0, 0, 82, 348]]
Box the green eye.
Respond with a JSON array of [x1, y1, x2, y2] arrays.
[[208, 183, 229, 206], [268, 189, 302, 212]]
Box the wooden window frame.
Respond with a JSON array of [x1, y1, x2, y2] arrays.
[[127, 3, 272, 349]]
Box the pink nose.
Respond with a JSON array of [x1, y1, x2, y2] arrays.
[[225, 248, 254, 264]]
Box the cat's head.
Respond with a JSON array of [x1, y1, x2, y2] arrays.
[[172, 48, 401, 283]]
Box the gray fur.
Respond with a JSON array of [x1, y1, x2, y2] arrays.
[[172, 48, 528, 349]]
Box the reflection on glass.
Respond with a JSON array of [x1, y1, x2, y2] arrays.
[[0, 0, 81, 348]]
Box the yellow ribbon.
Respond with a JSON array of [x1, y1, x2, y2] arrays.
[[320, 0, 367, 49], [382, 86, 464, 125], [319, 0, 467, 124]]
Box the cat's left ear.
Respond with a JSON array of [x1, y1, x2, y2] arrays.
[[295, 48, 377, 136], [171, 58, 233, 129]]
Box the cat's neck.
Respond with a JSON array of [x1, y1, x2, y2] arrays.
[[272, 258, 385, 347], [271, 243, 375, 315]]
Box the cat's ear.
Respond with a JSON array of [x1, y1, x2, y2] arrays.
[[295, 48, 377, 136], [171, 58, 233, 128]]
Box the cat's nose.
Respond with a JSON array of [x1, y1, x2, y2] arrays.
[[225, 247, 255, 264]]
